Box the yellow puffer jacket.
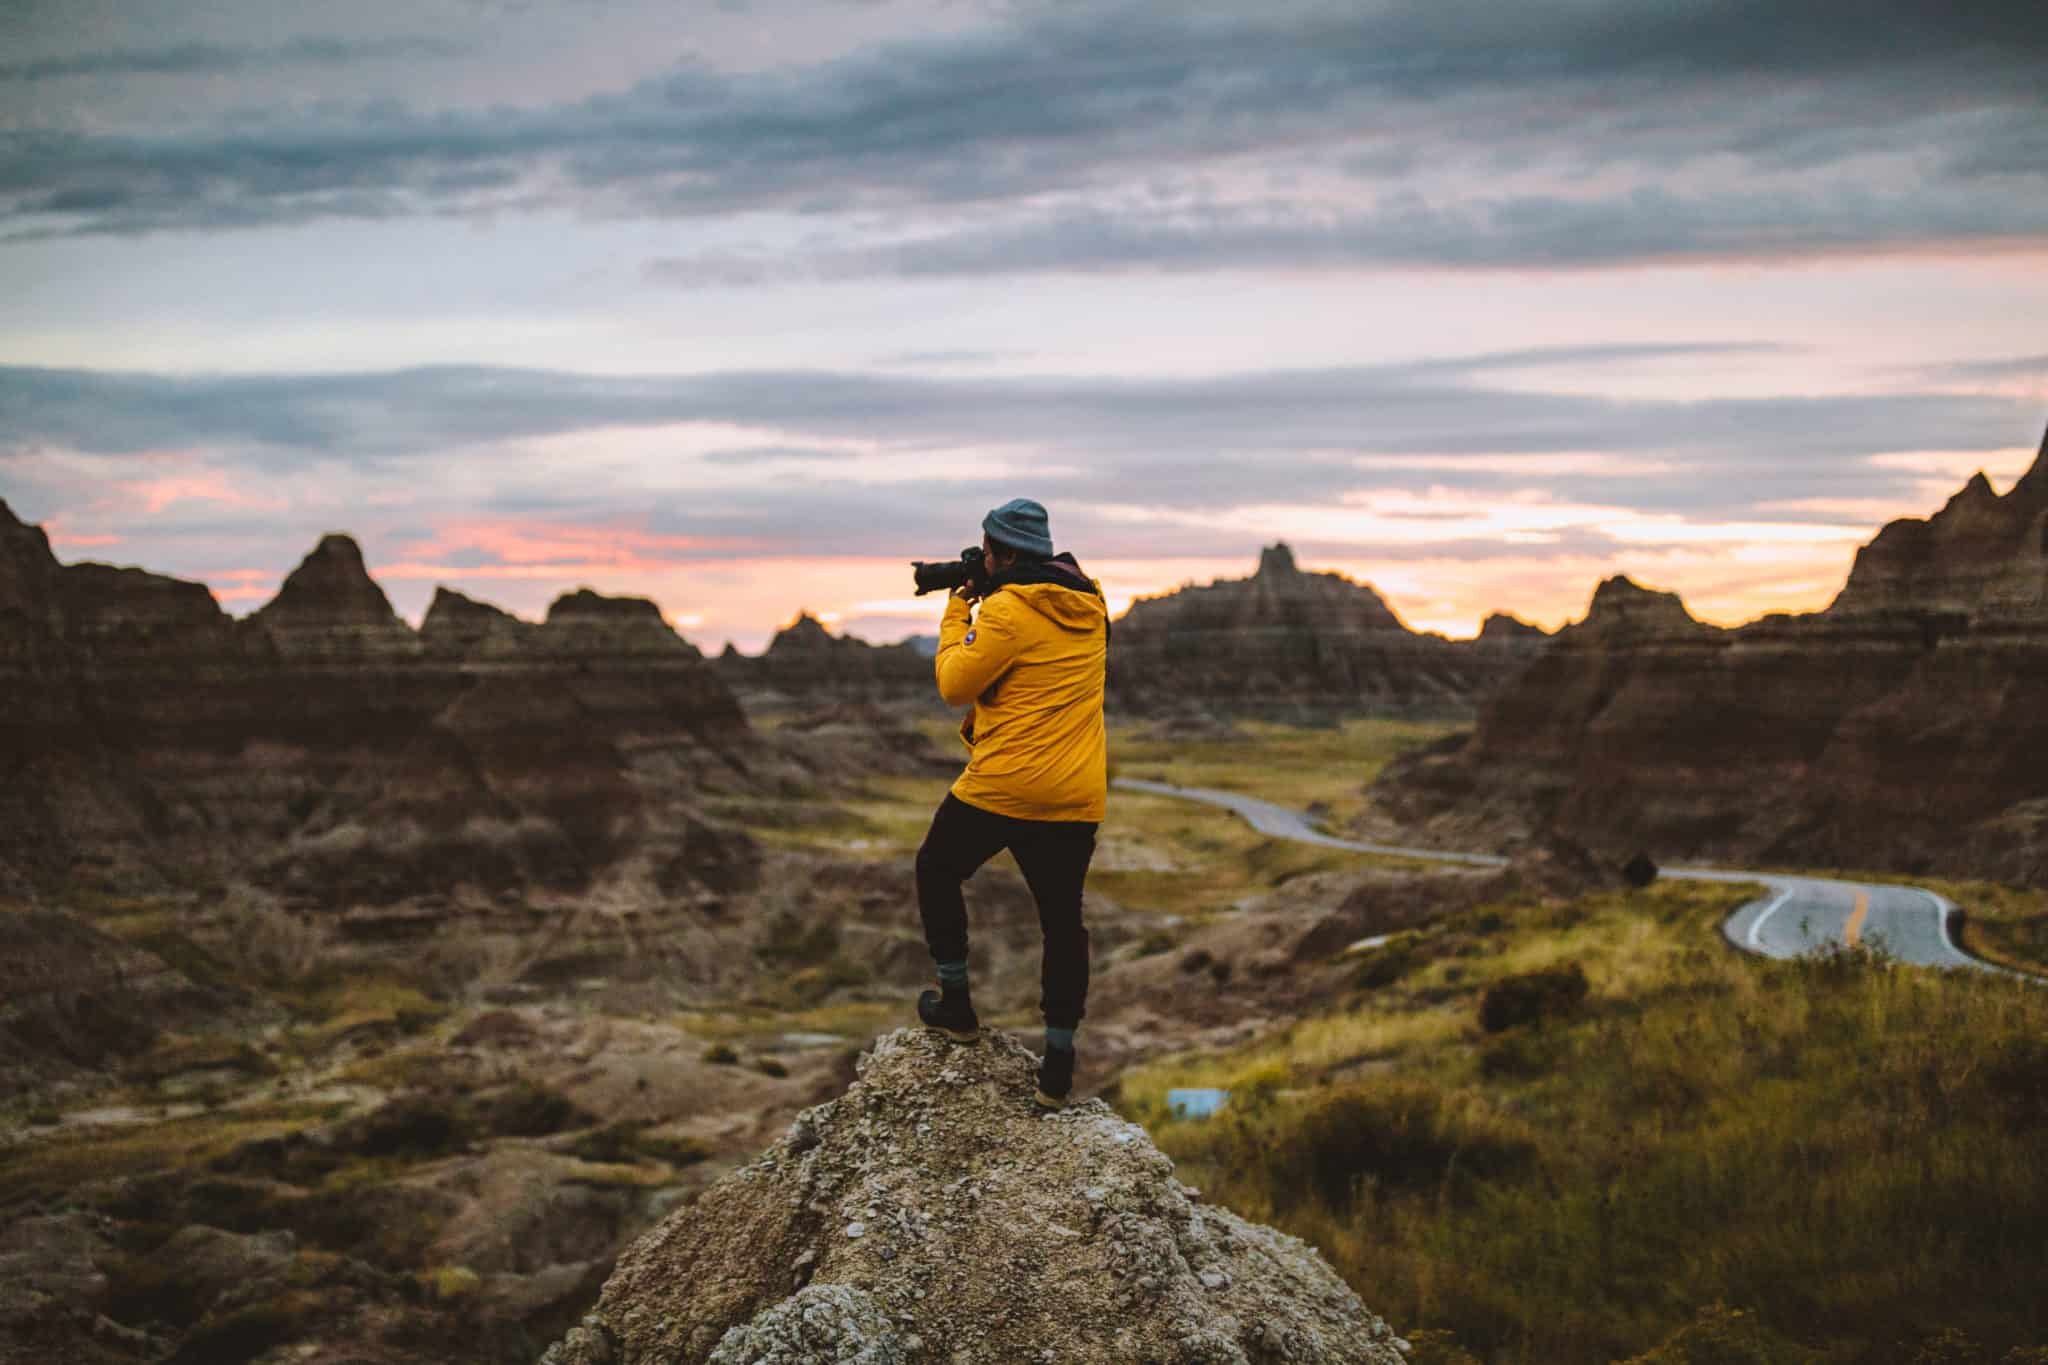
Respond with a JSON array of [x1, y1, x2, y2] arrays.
[[935, 566, 1109, 822]]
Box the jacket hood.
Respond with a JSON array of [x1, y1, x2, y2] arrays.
[[1004, 581, 1108, 632], [995, 552, 1107, 633]]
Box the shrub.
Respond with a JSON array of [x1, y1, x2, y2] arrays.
[[1978, 1034, 2048, 1129], [1623, 852, 1660, 889], [1478, 962, 1588, 1033], [569, 1121, 713, 1168], [338, 1097, 475, 1159], [1261, 1081, 1534, 1213], [1797, 938, 1894, 987], [755, 1057, 790, 1079], [477, 1081, 594, 1138], [702, 1043, 740, 1066], [1134, 931, 1177, 958], [1620, 1303, 1811, 1364]]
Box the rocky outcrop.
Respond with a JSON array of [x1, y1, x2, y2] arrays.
[[1829, 459, 2048, 619], [714, 613, 936, 709], [0, 504, 755, 907], [544, 1028, 1407, 1365], [1375, 426, 2048, 885], [420, 586, 535, 656], [1108, 543, 1541, 717], [1474, 612, 1551, 648], [249, 533, 416, 659]]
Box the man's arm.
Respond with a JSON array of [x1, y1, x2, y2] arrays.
[[934, 593, 1022, 707]]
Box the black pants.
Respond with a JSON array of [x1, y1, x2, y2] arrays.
[[915, 794, 1097, 1030]]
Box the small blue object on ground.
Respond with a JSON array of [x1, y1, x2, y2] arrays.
[[1167, 1088, 1229, 1119]]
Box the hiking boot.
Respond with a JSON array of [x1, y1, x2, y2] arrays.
[[1034, 1046, 1075, 1109], [916, 986, 979, 1043]]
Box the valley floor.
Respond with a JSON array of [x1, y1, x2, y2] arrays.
[[3, 710, 2045, 1364]]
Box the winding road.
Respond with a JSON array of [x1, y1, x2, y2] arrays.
[[1114, 777, 2010, 976]]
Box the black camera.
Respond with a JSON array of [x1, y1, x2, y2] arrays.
[[912, 546, 989, 597]]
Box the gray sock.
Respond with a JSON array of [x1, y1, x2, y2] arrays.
[[936, 960, 969, 990], [1045, 1026, 1075, 1053]]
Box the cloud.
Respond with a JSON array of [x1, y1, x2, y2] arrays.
[[1, 0, 2040, 270], [697, 443, 871, 464], [3, 351, 2032, 474], [1915, 353, 2048, 383], [0, 36, 470, 82], [646, 188, 2048, 281], [5, 351, 2037, 552], [10, 349, 2038, 646]]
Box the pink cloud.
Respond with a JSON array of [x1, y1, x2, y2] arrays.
[[44, 527, 123, 550], [385, 520, 756, 577], [122, 469, 287, 516]]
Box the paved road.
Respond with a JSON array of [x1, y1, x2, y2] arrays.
[[1115, 777, 2009, 976]]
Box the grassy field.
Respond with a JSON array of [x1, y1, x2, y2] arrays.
[[1104, 719, 2048, 1364], [1110, 714, 1458, 830], [1120, 879, 2048, 1363]]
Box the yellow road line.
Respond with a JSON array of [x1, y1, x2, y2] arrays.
[[1845, 891, 1870, 947]]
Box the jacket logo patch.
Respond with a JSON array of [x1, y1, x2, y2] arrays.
[[965, 629, 977, 645]]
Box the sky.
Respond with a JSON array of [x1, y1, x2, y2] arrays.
[[1, 0, 2043, 651]]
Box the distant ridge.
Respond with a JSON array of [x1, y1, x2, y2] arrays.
[[1107, 541, 1545, 717], [712, 610, 937, 707], [1375, 424, 2048, 886]]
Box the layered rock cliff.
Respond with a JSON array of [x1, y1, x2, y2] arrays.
[[544, 1027, 1408, 1365], [1108, 543, 1544, 717], [0, 503, 754, 907], [1374, 427, 2048, 884]]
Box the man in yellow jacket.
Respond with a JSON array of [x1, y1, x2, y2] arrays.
[[915, 497, 1108, 1109]]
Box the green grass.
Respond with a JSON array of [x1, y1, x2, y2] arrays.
[[1122, 881, 2048, 1363], [713, 774, 950, 858], [0, 1101, 345, 1208], [276, 966, 450, 1045]]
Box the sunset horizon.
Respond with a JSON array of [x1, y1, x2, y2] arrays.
[[12, 421, 2046, 652], [6, 0, 2046, 652]]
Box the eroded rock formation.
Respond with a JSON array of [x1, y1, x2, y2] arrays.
[[713, 612, 936, 709], [1375, 428, 2048, 884], [1108, 542, 1544, 717], [0, 503, 754, 907], [544, 1027, 1408, 1365]]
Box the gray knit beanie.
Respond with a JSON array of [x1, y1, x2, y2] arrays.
[[982, 498, 1054, 556]]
